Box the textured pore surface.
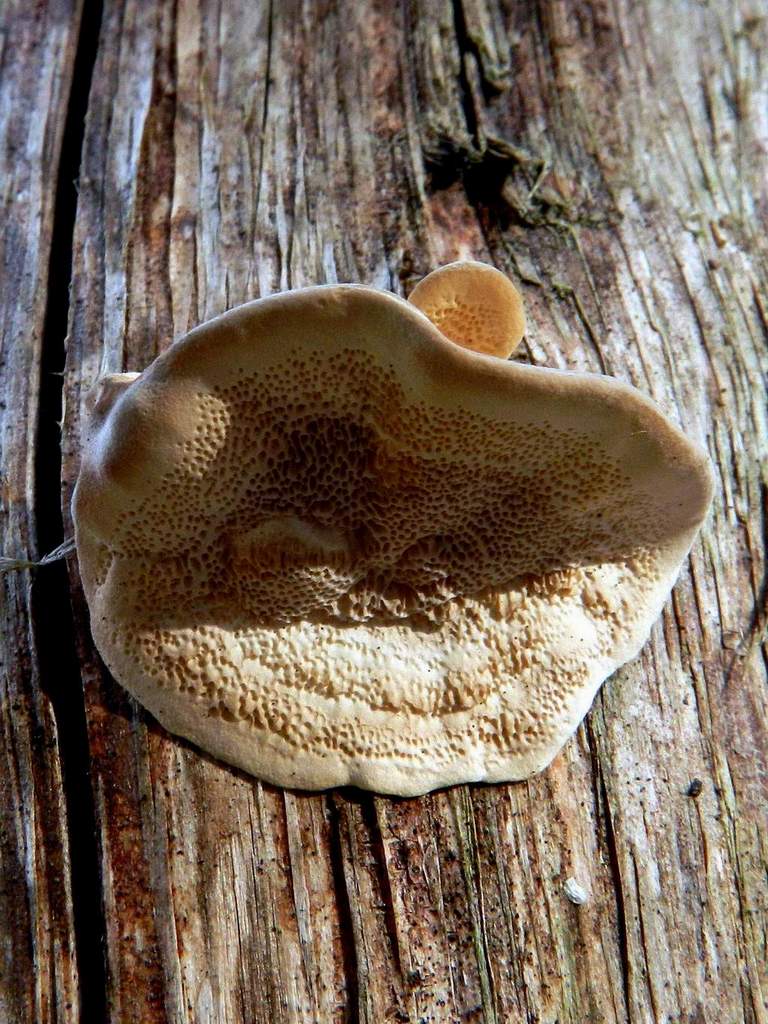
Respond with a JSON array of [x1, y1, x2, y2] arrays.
[[73, 285, 713, 794], [408, 260, 525, 358]]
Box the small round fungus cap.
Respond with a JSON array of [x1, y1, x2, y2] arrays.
[[408, 260, 526, 357], [73, 268, 714, 796]]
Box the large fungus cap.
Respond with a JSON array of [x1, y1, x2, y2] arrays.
[[73, 266, 714, 796]]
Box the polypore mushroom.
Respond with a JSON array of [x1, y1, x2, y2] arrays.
[[408, 260, 526, 357], [72, 264, 713, 796]]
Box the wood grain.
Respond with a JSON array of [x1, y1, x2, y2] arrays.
[[58, 1, 766, 1022], [0, 2, 83, 1021]]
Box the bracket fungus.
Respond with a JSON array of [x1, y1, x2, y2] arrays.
[[73, 261, 713, 796]]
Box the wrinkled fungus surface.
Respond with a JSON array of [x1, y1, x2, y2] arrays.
[[73, 278, 713, 795]]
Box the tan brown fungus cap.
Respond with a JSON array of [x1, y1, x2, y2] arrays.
[[408, 260, 526, 357], [73, 268, 714, 795]]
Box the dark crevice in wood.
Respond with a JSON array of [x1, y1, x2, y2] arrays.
[[423, 4, 542, 230], [326, 793, 360, 1023], [724, 479, 768, 687], [253, 0, 275, 238], [594, 753, 632, 1021], [583, 715, 631, 1020], [360, 796, 405, 980], [760, 482, 768, 683], [453, 0, 506, 99], [32, 3, 107, 1023], [450, 0, 482, 149]]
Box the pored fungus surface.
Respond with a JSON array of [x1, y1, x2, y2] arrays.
[[73, 266, 713, 795]]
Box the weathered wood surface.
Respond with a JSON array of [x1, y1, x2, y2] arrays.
[[0, 2, 83, 1022], [1, 0, 763, 1021]]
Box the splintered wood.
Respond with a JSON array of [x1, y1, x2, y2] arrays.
[[1, 1, 765, 1022]]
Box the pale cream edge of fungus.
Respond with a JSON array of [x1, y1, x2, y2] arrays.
[[86, 537, 695, 797]]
